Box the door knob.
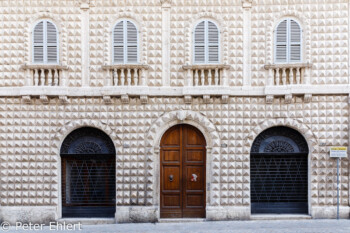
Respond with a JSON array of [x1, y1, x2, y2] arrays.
[[169, 175, 174, 182]]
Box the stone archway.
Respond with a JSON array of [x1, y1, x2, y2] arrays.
[[52, 119, 122, 218], [145, 110, 221, 216], [250, 126, 309, 214], [160, 124, 207, 218], [60, 127, 116, 218]]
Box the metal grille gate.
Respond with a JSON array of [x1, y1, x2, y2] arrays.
[[61, 127, 116, 218], [250, 127, 308, 214], [62, 155, 116, 217]]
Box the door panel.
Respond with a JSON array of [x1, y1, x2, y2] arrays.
[[163, 195, 181, 207], [185, 167, 204, 191], [160, 124, 206, 218], [163, 167, 180, 190], [164, 151, 180, 162], [186, 151, 204, 162], [186, 195, 204, 207]]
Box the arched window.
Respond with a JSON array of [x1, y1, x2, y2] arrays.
[[33, 20, 58, 64], [275, 19, 302, 63], [193, 20, 219, 64], [113, 20, 138, 63]]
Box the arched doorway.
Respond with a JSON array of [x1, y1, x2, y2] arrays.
[[250, 126, 309, 214], [60, 127, 116, 218], [160, 124, 206, 218]]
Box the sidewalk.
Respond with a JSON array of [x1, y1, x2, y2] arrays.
[[4, 219, 350, 233]]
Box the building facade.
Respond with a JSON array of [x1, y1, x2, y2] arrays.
[[0, 0, 349, 224]]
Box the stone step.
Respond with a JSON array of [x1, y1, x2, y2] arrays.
[[250, 214, 312, 220], [159, 218, 206, 223], [57, 218, 115, 225]]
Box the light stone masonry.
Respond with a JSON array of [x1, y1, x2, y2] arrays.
[[0, 0, 349, 224]]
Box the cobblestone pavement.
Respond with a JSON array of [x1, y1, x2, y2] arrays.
[[4, 220, 350, 233]]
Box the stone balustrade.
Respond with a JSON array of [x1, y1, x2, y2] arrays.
[[102, 64, 149, 86], [182, 64, 231, 86], [264, 63, 312, 86], [21, 64, 68, 86]]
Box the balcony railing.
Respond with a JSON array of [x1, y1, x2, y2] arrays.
[[102, 64, 149, 86], [264, 63, 312, 86], [182, 64, 231, 86], [21, 64, 68, 86]]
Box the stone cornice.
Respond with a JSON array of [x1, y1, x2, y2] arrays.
[[264, 63, 313, 70], [21, 64, 69, 70], [80, 0, 90, 10], [242, 0, 253, 8], [102, 64, 149, 70], [0, 85, 348, 98], [182, 64, 231, 70], [160, 0, 172, 8]]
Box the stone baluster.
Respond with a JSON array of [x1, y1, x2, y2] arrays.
[[296, 67, 301, 84], [120, 69, 125, 86], [214, 68, 219, 86], [194, 69, 199, 86], [126, 68, 131, 86], [267, 68, 274, 86], [200, 69, 205, 86], [288, 68, 293, 85], [47, 69, 53, 86], [113, 68, 118, 86], [187, 69, 193, 86], [281, 68, 286, 85], [207, 69, 212, 85], [134, 68, 139, 86], [276, 68, 281, 85], [303, 67, 310, 84], [34, 69, 39, 86], [140, 69, 146, 86], [60, 70, 66, 86], [26, 69, 32, 86], [40, 69, 45, 86], [53, 69, 59, 86]]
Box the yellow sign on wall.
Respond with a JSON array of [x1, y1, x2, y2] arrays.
[[330, 147, 348, 158]]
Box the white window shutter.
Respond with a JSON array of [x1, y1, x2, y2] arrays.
[[290, 20, 301, 62], [113, 20, 138, 63], [126, 21, 138, 63], [46, 21, 58, 63], [194, 21, 219, 64], [33, 20, 59, 64], [113, 21, 124, 63], [194, 21, 205, 63], [275, 20, 287, 62], [33, 21, 44, 63], [208, 21, 219, 63]]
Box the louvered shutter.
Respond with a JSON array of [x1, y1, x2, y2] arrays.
[[33, 20, 58, 64], [126, 21, 138, 63], [113, 21, 124, 63], [46, 21, 58, 63], [208, 21, 219, 63], [275, 20, 287, 62], [289, 20, 301, 62], [194, 21, 205, 63], [33, 21, 44, 63]]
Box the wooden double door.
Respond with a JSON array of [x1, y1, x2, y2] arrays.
[[160, 124, 206, 218]]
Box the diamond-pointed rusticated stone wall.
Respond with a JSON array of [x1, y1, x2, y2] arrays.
[[0, 95, 348, 222], [0, 0, 349, 223]]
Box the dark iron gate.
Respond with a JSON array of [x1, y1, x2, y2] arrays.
[[250, 127, 308, 214], [61, 127, 116, 218]]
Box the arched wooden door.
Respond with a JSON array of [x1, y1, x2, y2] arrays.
[[160, 124, 206, 218]]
